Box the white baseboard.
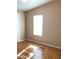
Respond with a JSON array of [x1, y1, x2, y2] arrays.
[[17, 39, 25, 43], [25, 39, 61, 49]]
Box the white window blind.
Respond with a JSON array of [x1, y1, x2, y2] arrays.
[[33, 15, 43, 36]]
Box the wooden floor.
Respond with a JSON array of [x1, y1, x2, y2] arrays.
[[17, 40, 61, 59]]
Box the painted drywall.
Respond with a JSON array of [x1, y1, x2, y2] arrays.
[[17, 10, 25, 42], [25, 0, 61, 48]]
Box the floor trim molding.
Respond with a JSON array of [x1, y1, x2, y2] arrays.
[[25, 39, 61, 49], [17, 39, 25, 43]]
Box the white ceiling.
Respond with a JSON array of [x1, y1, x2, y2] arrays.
[[17, 0, 54, 11]]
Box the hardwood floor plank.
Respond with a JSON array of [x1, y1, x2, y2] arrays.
[[17, 40, 61, 59]]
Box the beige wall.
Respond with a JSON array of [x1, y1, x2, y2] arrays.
[[25, 0, 61, 48], [17, 10, 25, 42]]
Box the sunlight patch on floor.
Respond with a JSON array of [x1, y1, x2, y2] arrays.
[[17, 44, 39, 59]]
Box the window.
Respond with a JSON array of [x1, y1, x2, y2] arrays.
[[33, 15, 43, 36]]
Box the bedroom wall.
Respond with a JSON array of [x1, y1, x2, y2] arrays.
[[17, 10, 25, 42], [25, 0, 61, 48]]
